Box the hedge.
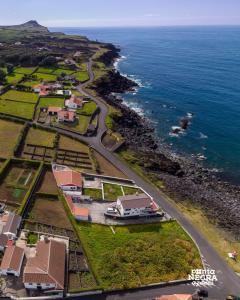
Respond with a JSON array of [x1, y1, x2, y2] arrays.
[[13, 123, 30, 157]]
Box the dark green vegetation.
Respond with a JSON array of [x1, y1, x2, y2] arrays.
[[27, 232, 38, 244], [77, 222, 202, 289]]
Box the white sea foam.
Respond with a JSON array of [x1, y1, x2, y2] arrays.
[[199, 132, 208, 139]]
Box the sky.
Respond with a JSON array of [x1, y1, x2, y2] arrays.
[[1, 0, 240, 27]]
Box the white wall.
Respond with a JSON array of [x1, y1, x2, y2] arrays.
[[24, 282, 56, 290], [61, 185, 79, 191]]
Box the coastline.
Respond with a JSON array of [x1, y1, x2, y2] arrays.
[[92, 46, 240, 240]]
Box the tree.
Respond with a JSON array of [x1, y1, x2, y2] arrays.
[[6, 64, 14, 75], [39, 56, 57, 67], [0, 69, 6, 83]]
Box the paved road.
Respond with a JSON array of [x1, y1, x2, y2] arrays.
[[44, 61, 240, 299]]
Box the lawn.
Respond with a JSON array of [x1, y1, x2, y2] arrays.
[[103, 183, 123, 201], [25, 128, 56, 147], [22, 80, 41, 87], [14, 67, 36, 75], [77, 222, 202, 289], [27, 232, 38, 244], [73, 71, 89, 82], [6, 73, 24, 84], [83, 188, 102, 200], [34, 73, 57, 82], [76, 115, 91, 134], [1, 90, 38, 103], [122, 186, 143, 196], [58, 135, 89, 153], [29, 196, 73, 229], [78, 101, 97, 116], [53, 68, 75, 75], [0, 99, 35, 119], [38, 97, 65, 108], [36, 67, 55, 74], [0, 119, 24, 158]]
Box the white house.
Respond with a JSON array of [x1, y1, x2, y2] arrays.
[[53, 169, 83, 191], [116, 193, 157, 217], [23, 239, 66, 290], [56, 89, 72, 96], [65, 95, 83, 109], [0, 245, 24, 277], [2, 213, 22, 240]]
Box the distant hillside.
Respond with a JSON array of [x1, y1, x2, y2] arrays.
[[0, 20, 49, 32]]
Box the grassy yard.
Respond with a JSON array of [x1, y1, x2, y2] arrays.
[[25, 128, 56, 147], [14, 67, 36, 75], [103, 183, 123, 201], [0, 119, 24, 158], [83, 188, 102, 200], [53, 68, 75, 75], [38, 97, 65, 108], [34, 73, 58, 82], [1, 90, 38, 103], [76, 115, 91, 134], [73, 71, 89, 82], [122, 186, 143, 196], [78, 101, 97, 116], [77, 221, 202, 289], [0, 99, 35, 119], [6, 73, 24, 84]]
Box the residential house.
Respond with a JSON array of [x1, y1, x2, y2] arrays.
[[64, 194, 89, 221], [53, 169, 83, 191], [2, 213, 22, 240], [116, 193, 158, 217], [56, 89, 72, 97], [48, 106, 62, 116], [57, 110, 76, 123], [33, 84, 49, 96], [0, 245, 24, 277], [23, 239, 66, 290], [0, 233, 8, 252], [65, 95, 83, 109]]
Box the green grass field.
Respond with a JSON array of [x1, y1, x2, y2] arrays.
[[122, 186, 143, 196], [35, 67, 55, 74], [6, 73, 24, 84], [22, 80, 41, 87], [83, 188, 102, 200], [0, 99, 35, 119], [78, 101, 97, 116], [76, 115, 91, 134], [77, 221, 202, 289], [1, 90, 38, 103], [38, 97, 65, 108], [103, 183, 123, 201], [73, 71, 89, 82], [34, 73, 58, 82], [14, 67, 36, 75], [53, 68, 75, 75]]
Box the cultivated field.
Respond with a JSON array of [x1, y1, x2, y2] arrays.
[[37, 168, 58, 194], [59, 135, 89, 153], [38, 97, 65, 108], [77, 221, 202, 289], [34, 72, 57, 82], [14, 67, 36, 74], [6, 73, 24, 84], [0, 119, 24, 158], [1, 90, 38, 103], [25, 127, 56, 147], [0, 99, 35, 119], [28, 195, 72, 229]]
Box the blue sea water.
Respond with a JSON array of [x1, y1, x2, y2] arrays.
[[51, 26, 240, 183]]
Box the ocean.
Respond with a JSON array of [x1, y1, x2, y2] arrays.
[[51, 26, 240, 183]]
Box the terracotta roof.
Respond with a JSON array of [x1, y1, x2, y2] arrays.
[[73, 207, 89, 218], [68, 95, 83, 106], [58, 110, 76, 121], [0, 234, 8, 248], [0, 245, 24, 272], [118, 193, 153, 209], [48, 106, 62, 113], [54, 170, 83, 187], [156, 295, 192, 300], [23, 239, 66, 290], [3, 213, 21, 236]]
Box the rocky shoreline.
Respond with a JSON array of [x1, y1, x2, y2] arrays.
[[92, 45, 240, 239]]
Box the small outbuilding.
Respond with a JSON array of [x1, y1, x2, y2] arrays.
[[0, 245, 24, 277]]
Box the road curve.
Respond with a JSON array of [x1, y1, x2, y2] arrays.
[[49, 60, 240, 299]]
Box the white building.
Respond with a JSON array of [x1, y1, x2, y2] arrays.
[[23, 239, 66, 290], [0, 245, 24, 277], [116, 193, 157, 217], [2, 213, 22, 240], [65, 95, 83, 109]]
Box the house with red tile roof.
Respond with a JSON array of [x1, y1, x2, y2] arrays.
[[33, 84, 49, 96], [48, 106, 62, 115], [23, 239, 66, 290], [0, 234, 8, 252], [53, 169, 83, 191], [65, 95, 83, 109], [57, 110, 76, 123], [0, 245, 24, 277], [64, 194, 89, 221]]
